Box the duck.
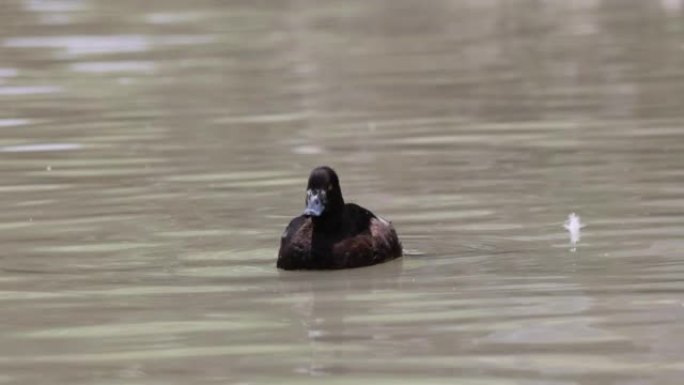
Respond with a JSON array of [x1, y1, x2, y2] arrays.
[[277, 166, 402, 270]]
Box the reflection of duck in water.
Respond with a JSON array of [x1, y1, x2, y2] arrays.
[[277, 166, 402, 270], [276, 259, 404, 375]]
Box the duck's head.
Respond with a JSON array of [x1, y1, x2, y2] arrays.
[[303, 166, 344, 218]]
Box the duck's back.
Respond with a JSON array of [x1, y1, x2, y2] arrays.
[[277, 204, 402, 270]]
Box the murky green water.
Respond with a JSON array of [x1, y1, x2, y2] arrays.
[[1, 0, 683, 384]]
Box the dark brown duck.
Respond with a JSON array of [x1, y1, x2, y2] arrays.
[[277, 166, 402, 270]]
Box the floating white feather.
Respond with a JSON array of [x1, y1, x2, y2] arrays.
[[564, 212, 585, 251]]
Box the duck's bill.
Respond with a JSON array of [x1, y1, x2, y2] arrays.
[[303, 206, 323, 216], [303, 190, 325, 217]]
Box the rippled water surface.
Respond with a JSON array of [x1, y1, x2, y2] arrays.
[[1, 0, 684, 384]]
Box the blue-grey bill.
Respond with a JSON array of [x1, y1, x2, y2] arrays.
[[303, 198, 324, 217]]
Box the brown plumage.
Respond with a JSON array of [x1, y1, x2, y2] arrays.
[[277, 166, 402, 270]]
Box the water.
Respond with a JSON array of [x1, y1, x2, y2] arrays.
[[1, 0, 683, 383]]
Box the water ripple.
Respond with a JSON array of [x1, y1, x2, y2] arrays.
[[0, 143, 81, 152]]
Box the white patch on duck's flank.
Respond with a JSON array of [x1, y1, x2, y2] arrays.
[[376, 215, 390, 226], [563, 212, 585, 252]]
